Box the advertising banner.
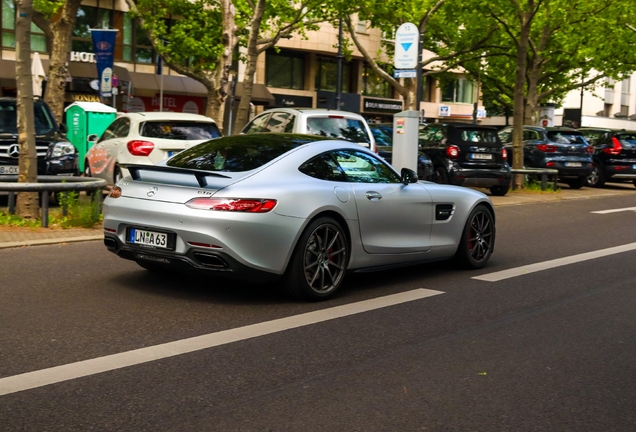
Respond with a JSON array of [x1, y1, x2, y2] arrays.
[[90, 29, 118, 97]]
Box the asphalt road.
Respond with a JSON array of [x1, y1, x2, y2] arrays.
[[1, 194, 636, 431]]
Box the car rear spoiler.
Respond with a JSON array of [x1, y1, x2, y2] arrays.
[[120, 163, 230, 188]]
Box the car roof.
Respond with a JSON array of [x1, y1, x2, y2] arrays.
[[545, 126, 579, 132], [260, 107, 365, 118], [125, 112, 216, 122]]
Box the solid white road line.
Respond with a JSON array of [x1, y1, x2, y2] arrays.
[[473, 242, 636, 282], [0, 288, 443, 397], [591, 207, 636, 214]]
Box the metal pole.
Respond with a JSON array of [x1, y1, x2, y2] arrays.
[[335, 17, 343, 111], [415, 31, 423, 110], [159, 73, 164, 112]]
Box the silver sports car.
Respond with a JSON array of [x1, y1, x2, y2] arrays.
[[103, 133, 496, 300]]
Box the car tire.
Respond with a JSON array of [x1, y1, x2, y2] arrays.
[[455, 204, 495, 269], [633, 180, 636, 188], [433, 166, 449, 184], [114, 165, 123, 185], [281, 217, 349, 301], [489, 184, 509, 196], [567, 176, 587, 189], [586, 163, 605, 188]]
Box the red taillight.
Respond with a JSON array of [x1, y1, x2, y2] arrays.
[[586, 146, 594, 154], [546, 161, 555, 167], [603, 137, 622, 155], [127, 140, 155, 156], [446, 145, 460, 159], [185, 198, 277, 212], [536, 144, 558, 153], [328, 115, 344, 119], [501, 148, 508, 161]]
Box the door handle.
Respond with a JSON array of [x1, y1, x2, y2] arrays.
[[366, 191, 382, 201]]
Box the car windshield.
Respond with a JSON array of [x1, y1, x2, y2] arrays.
[[140, 121, 221, 140], [0, 101, 56, 135], [547, 132, 587, 144], [167, 133, 329, 172], [306, 117, 371, 144], [616, 133, 636, 149]]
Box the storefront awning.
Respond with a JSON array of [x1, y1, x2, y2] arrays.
[[129, 72, 208, 97], [232, 82, 276, 105], [0, 59, 131, 85]]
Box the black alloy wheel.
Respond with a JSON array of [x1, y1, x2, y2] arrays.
[[114, 165, 123, 185], [282, 217, 349, 301], [455, 205, 495, 269], [586, 163, 605, 188], [489, 184, 510, 196]]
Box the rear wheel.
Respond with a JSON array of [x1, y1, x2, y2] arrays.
[[633, 180, 636, 188], [281, 217, 348, 301], [433, 166, 449, 184], [567, 176, 587, 189], [586, 163, 605, 188], [113, 165, 123, 185], [489, 184, 509, 196], [455, 205, 495, 269]]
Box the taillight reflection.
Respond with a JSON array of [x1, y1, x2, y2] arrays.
[[446, 145, 460, 159], [536, 144, 558, 153], [127, 140, 155, 156], [186, 198, 277, 213], [586, 146, 594, 154]]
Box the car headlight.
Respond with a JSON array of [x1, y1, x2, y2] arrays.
[[51, 142, 76, 158]]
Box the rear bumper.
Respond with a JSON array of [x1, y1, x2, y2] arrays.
[[449, 166, 512, 188], [604, 163, 636, 179]]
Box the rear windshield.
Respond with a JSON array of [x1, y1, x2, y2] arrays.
[[547, 132, 587, 145], [140, 121, 221, 140], [370, 127, 393, 146], [306, 117, 371, 144], [0, 101, 55, 135], [459, 129, 499, 143], [616, 133, 636, 149], [167, 133, 328, 172]]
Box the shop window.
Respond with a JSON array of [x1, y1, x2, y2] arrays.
[[441, 78, 475, 104], [362, 64, 390, 98], [1, 0, 47, 51], [265, 50, 305, 90], [315, 58, 351, 93]]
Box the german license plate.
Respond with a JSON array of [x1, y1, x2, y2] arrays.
[[129, 228, 169, 249], [167, 151, 180, 157], [0, 166, 18, 174], [565, 162, 582, 167], [470, 153, 492, 160], [632, 164, 636, 170]]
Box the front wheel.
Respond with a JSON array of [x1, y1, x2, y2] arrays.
[[281, 217, 349, 301], [433, 166, 449, 184], [455, 205, 495, 269]]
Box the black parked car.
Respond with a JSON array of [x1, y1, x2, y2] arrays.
[[578, 128, 636, 188], [498, 126, 593, 189], [0, 97, 78, 177], [418, 123, 512, 196], [369, 124, 434, 181]]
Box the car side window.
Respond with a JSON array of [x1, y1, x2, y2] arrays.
[[298, 153, 347, 181], [332, 150, 401, 184], [523, 130, 539, 141], [263, 112, 295, 133], [242, 113, 270, 134], [114, 118, 130, 138], [498, 128, 512, 143], [99, 118, 127, 142]]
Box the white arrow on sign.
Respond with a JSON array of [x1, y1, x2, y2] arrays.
[[591, 207, 636, 214]]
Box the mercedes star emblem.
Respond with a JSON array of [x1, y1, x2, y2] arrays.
[[8, 144, 19, 158]]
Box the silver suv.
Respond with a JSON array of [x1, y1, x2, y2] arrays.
[[240, 108, 377, 152]]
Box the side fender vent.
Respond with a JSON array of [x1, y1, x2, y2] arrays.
[[436, 204, 454, 221]]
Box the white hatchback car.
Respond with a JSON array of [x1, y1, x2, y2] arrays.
[[240, 108, 377, 152], [85, 112, 221, 186]]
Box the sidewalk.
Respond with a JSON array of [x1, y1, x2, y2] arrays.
[[1, 183, 634, 249]]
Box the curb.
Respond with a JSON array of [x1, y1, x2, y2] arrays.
[[0, 235, 103, 250]]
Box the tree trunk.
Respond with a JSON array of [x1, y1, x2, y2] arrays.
[[233, 0, 265, 134], [511, 15, 532, 189], [34, 0, 82, 124], [524, 61, 540, 125], [15, 0, 39, 219]]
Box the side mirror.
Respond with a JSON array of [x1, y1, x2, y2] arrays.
[[401, 168, 418, 185], [87, 134, 98, 143]]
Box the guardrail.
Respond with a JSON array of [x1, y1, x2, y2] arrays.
[[510, 168, 559, 191], [0, 176, 108, 228]]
